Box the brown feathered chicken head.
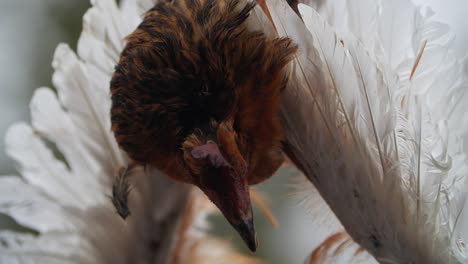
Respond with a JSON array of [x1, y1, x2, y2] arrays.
[[110, 0, 297, 251]]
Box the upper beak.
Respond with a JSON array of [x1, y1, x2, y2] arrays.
[[191, 142, 257, 251], [199, 166, 258, 252]]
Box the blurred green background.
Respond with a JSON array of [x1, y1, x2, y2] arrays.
[[0, 0, 466, 263], [0, 1, 89, 176]]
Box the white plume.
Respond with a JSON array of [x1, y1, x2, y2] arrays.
[[263, 0, 468, 263], [0, 0, 263, 263]]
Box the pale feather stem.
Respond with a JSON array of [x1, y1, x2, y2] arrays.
[[251, 9, 274, 34], [350, 52, 387, 177], [409, 40, 428, 81], [72, 75, 123, 169], [390, 109, 401, 173], [106, 33, 122, 58], [403, 86, 412, 120], [97, 48, 117, 74], [30, 133, 84, 202], [295, 57, 337, 143], [309, 25, 361, 151], [416, 97, 423, 221], [433, 183, 444, 256], [403, 62, 424, 222], [382, 70, 401, 166], [405, 40, 427, 119], [104, 2, 125, 55], [269, 8, 337, 142], [106, 46, 120, 66], [286, 59, 337, 145], [313, 16, 398, 184]]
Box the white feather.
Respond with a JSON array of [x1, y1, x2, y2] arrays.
[[0, 231, 90, 264], [0, 177, 73, 233], [5, 123, 88, 208], [265, 0, 468, 262], [52, 44, 124, 174], [0, 0, 192, 263], [30, 88, 106, 199]]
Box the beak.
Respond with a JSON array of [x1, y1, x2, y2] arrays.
[[233, 217, 258, 251], [192, 142, 257, 251], [208, 186, 258, 252], [198, 165, 258, 252]]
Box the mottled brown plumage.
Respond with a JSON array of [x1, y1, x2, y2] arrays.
[[110, 0, 297, 251]]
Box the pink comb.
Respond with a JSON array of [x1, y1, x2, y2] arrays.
[[191, 142, 231, 168]]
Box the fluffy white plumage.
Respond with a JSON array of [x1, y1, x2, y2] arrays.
[[264, 0, 468, 263], [0, 0, 262, 263]]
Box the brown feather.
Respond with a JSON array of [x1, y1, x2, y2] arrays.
[[110, 0, 297, 183], [110, 0, 297, 251]]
